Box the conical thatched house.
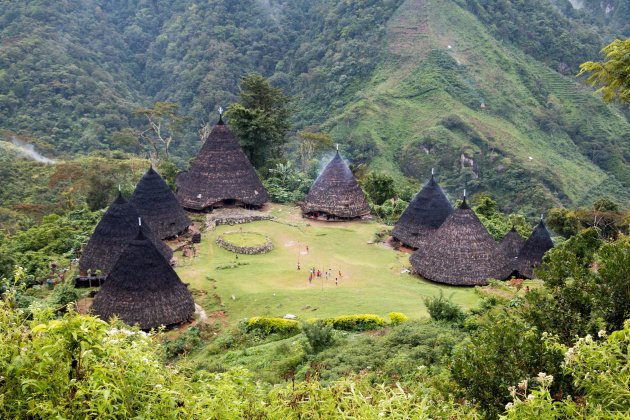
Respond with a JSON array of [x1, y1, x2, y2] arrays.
[[301, 151, 370, 220], [91, 230, 195, 329], [410, 197, 511, 286], [176, 116, 269, 211], [392, 173, 453, 249], [129, 166, 191, 239], [516, 219, 554, 278], [498, 226, 525, 277], [79, 193, 173, 276]]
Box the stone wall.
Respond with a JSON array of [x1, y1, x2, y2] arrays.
[[205, 208, 273, 231], [216, 235, 273, 255]]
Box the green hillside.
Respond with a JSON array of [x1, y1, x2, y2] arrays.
[[0, 0, 628, 211], [324, 0, 630, 212]]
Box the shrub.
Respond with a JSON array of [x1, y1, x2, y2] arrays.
[[49, 280, 79, 308], [163, 327, 202, 360], [424, 291, 467, 325], [302, 320, 335, 354], [388, 312, 409, 325], [247, 317, 300, 336], [323, 314, 386, 331]]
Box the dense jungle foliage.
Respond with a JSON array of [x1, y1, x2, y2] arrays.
[[1, 0, 629, 211]]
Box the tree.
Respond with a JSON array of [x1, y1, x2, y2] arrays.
[[225, 74, 292, 169], [298, 131, 333, 171], [135, 102, 190, 161], [361, 172, 397, 205], [579, 38, 630, 104]]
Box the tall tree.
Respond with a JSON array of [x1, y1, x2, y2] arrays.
[[298, 131, 333, 171], [225, 74, 292, 169], [579, 38, 630, 104], [135, 102, 190, 161]]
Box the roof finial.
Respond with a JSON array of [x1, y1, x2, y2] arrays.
[[217, 106, 224, 125], [463, 188, 466, 198], [138, 217, 142, 227], [118, 184, 121, 192], [336, 143, 339, 151], [540, 214, 544, 221]]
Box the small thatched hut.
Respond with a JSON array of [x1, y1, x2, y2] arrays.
[[79, 193, 173, 276], [392, 173, 453, 249], [129, 166, 191, 239], [91, 230, 195, 329], [301, 151, 370, 220], [410, 197, 510, 285], [516, 219, 554, 278], [498, 226, 525, 277], [176, 116, 269, 211]]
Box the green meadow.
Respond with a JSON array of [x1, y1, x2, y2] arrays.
[[176, 204, 480, 323]]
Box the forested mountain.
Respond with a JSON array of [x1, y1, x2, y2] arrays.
[[1, 0, 629, 211]]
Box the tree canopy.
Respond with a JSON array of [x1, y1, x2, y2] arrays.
[[226, 74, 292, 169], [579, 38, 630, 104]]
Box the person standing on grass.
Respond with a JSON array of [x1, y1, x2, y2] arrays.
[[338, 270, 342, 278], [309, 273, 312, 284], [325, 270, 329, 281], [335, 277, 338, 286]]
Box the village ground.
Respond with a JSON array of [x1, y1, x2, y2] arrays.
[[175, 204, 483, 326]]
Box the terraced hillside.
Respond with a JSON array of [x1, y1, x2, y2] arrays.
[[325, 0, 630, 212]]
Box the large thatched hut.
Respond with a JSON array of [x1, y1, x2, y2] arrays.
[[516, 219, 554, 278], [498, 226, 525, 277], [176, 116, 269, 211], [79, 193, 173, 276], [129, 166, 191, 239], [392, 173, 453, 249], [91, 229, 195, 329], [410, 197, 511, 285], [301, 151, 370, 220]]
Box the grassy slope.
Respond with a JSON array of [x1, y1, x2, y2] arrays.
[[325, 0, 630, 210], [175, 204, 479, 324]]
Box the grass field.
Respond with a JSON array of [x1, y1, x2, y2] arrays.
[[219, 231, 269, 247], [175, 204, 481, 324]]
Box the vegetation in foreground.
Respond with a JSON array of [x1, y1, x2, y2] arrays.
[[1, 228, 628, 418]]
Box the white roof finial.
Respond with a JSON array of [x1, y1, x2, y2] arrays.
[[218, 106, 223, 116], [463, 188, 466, 197], [540, 214, 544, 221], [138, 217, 142, 227], [118, 184, 121, 192], [336, 143, 339, 151], [431, 168, 434, 176]]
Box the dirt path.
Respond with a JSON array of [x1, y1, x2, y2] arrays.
[[194, 303, 207, 323]]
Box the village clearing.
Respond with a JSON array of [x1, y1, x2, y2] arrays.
[[176, 204, 483, 324]]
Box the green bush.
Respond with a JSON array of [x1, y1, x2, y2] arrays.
[[424, 291, 467, 325], [49, 281, 79, 308], [323, 314, 386, 331], [388, 312, 409, 325], [302, 320, 335, 354], [163, 327, 202, 360], [246, 317, 300, 336]]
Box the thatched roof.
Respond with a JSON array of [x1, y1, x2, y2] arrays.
[[301, 151, 370, 219], [129, 166, 191, 239], [392, 174, 453, 248], [79, 193, 173, 276], [516, 219, 554, 278], [176, 120, 269, 211], [498, 226, 525, 277], [91, 230, 195, 330], [410, 198, 511, 285]]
